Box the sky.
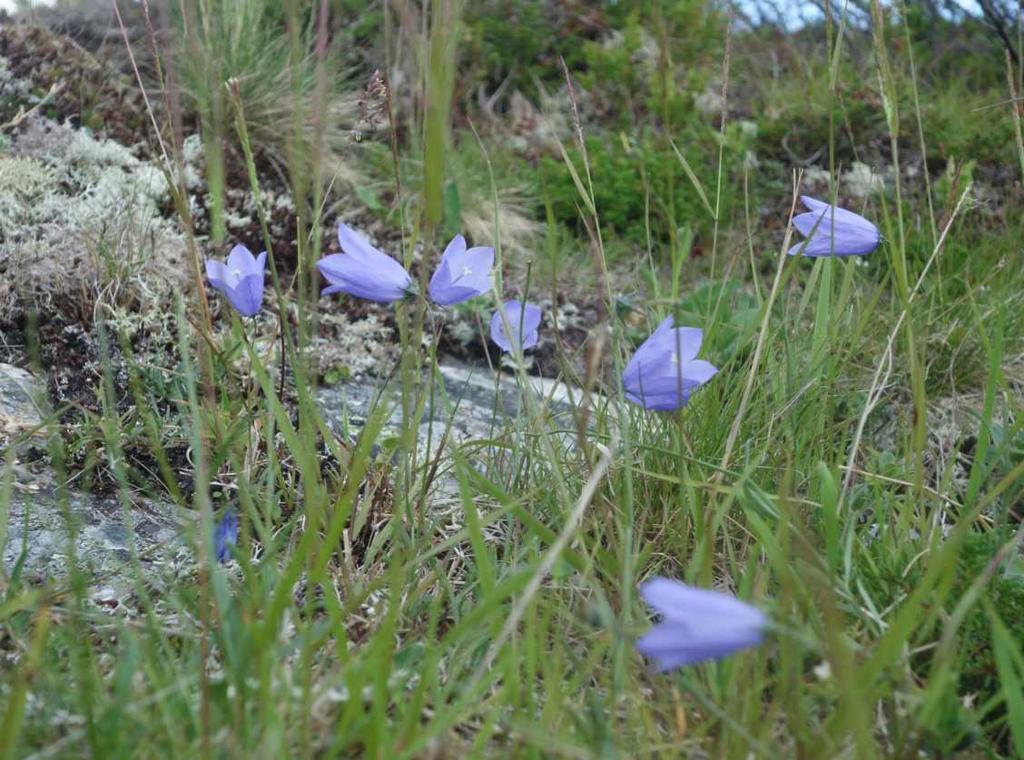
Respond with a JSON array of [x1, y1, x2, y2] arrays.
[[0, 0, 56, 13], [735, 0, 989, 29]]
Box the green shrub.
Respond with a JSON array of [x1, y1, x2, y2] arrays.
[[538, 121, 753, 249]]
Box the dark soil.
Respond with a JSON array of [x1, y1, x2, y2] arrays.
[[0, 23, 150, 150]]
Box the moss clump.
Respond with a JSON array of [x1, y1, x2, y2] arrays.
[[955, 532, 1024, 697], [0, 116, 186, 319], [0, 156, 55, 225], [0, 54, 35, 123], [538, 122, 754, 247]]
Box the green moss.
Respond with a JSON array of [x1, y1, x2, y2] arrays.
[[459, 0, 596, 103], [81, 111, 105, 134], [956, 532, 1024, 700], [538, 121, 754, 250]]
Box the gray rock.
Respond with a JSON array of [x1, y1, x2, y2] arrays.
[[315, 359, 596, 512], [2, 364, 188, 592], [1, 358, 594, 590], [2, 485, 187, 589], [0, 361, 49, 442], [316, 358, 591, 451]]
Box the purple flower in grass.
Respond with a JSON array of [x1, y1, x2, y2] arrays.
[[622, 316, 717, 411], [214, 510, 238, 564], [206, 245, 266, 317], [428, 235, 494, 306], [636, 578, 767, 671], [317, 223, 413, 303], [789, 196, 880, 257], [490, 300, 542, 353]]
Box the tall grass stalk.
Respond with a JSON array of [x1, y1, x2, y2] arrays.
[[423, 0, 461, 233]]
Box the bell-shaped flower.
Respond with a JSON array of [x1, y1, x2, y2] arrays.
[[490, 300, 542, 353], [205, 245, 266, 317], [214, 510, 238, 564], [622, 316, 717, 411], [789, 196, 880, 257], [317, 223, 413, 303], [428, 234, 495, 306], [636, 577, 767, 671]]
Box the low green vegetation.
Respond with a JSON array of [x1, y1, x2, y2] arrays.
[[2, 1, 1024, 758]]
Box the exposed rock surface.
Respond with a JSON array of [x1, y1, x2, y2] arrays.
[[0, 361, 47, 448], [2, 358, 592, 589], [316, 357, 590, 452], [1, 364, 188, 592], [3, 484, 188, 593], [315, 358, 595, 536]]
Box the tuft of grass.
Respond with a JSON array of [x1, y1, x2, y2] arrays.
[[174, 0, 364, 244]]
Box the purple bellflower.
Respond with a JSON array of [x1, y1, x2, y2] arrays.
[[317, 223, 413, 303], [490, 300, 542, 353], [789, 196, 880, 257], [621, 316, 717, 411], [428, 234, 495, 306], [206, 245, 267, 317], [636, 577, 767, 671], [214, 510, 238, 564]]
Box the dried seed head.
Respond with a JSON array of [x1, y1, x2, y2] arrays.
[[350, 69, 390, 143]]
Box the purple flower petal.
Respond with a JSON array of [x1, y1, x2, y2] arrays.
[[636, 619, 764, 671], [646, 326, 702, 364], [214, 510, 238, 563], [519, 302, 542, 335], [623, 319, 701, 383], [681, 359, 718, 386], [623, 374, 703, 410], [318, 225, 413, 304], [640, 578, 765, 627], [338, 223, 383, 261], [429, 256, 455, 299], [635, 578, 767, 671], [490, 300, 542, 353], [225, 273, 265, 317], [206, 245, 267, 317], [226, 244, 261, 278], [428, 235, 495, 306], [459, 247, 495, 290], [206, 259, 231, 291], [651, 314, 675, 338], [788, 196, 880, 257], [792, 211, 826, 238], [799, 195, 829, 213], [622, 317, 717, 411]]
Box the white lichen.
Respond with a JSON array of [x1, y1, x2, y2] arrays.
[[309, 312, 399, 379], [0, 115, 188, 316], [800, 166, 832, 190], [843, 161, 886, 199], [0, 54, 35, 116], [181, 133, 205, 191]]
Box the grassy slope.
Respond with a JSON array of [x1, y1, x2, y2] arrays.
[[3, 2, 1024, 758]]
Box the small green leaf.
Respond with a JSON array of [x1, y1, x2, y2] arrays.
[[991, 609, 1024, 759], [356, 185, 384, 213]]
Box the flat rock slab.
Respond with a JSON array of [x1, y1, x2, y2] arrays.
[[2, 363, 188, 592], [316, 358, 591, 448], [2, 359, 593, 587], [3, 485, 187, 593], [1, 361, 48, 446]]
